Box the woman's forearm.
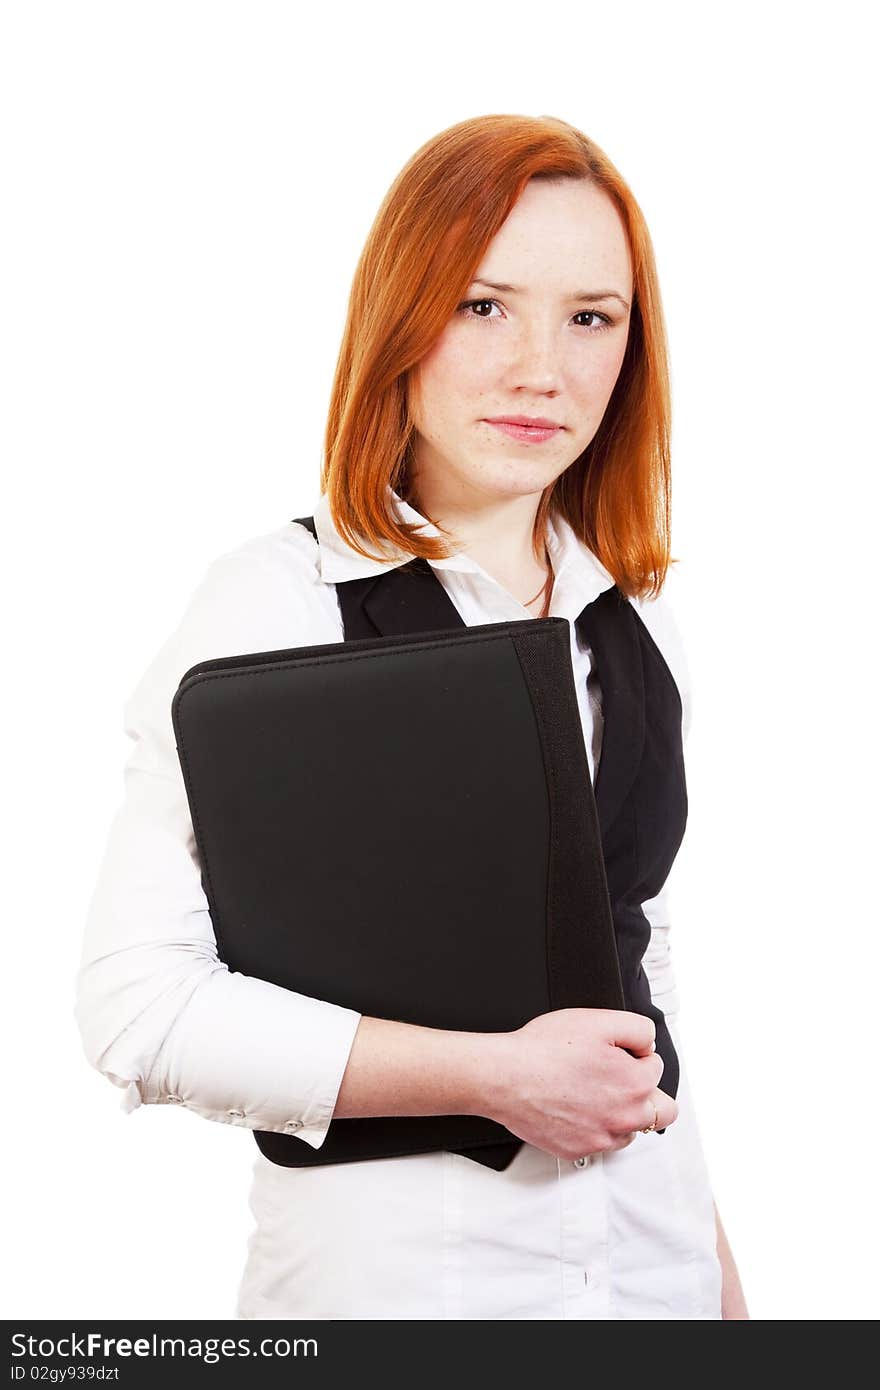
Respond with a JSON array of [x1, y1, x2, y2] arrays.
[[714, 1201, 749, 1319], [332, 1014, 504, 1120]]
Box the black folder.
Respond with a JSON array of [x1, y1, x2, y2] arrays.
[[171, 616, 625, 1170]]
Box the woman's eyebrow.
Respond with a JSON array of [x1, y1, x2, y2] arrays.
[[470, 278, 630, 310]]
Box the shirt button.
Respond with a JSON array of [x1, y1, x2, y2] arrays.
[[165, 1094, 184, 1104], [227, 1109, 245, 1119], [283, 1120, 303, 1134], [573, 1156, 589, 1168]]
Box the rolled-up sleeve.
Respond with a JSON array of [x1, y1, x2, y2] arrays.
[[74, 549, 363, 1149]]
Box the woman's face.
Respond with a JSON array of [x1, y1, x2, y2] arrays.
[[407, 177, 634, 506]]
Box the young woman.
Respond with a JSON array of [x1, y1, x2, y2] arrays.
[[75, 113, 748, 1320]]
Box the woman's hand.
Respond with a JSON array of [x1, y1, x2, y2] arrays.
[[715, 1204, 750, 1319], [477, 1007, 678, 1161]]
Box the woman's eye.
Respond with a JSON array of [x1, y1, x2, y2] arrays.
[[459, 298, 499, 319], [456, 299, 612, 331]]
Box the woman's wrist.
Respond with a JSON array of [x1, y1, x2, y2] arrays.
[[457, 1029, 518, 1120]]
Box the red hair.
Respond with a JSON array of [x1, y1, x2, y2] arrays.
[[321, 113, 675, 600]]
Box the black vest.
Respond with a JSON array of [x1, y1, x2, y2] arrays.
[[292, 516, 687, 1104]]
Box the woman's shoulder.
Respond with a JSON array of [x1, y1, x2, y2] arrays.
[[212, 514, 323, 586], [169, 517, 338, 652], [122, 517, 340, 765], [627, 565, 694, 741]]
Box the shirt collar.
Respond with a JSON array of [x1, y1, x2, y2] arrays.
[[312, 484, 616, 618]]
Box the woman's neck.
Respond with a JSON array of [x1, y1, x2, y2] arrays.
[[406, 478, 552, 610]]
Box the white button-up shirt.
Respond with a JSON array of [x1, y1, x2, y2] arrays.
[[75, 485, 723, 1319]]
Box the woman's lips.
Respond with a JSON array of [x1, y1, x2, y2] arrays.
[[485, 421, 561, 444]]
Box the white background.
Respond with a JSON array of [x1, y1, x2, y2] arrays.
[[3, 0, 877, 1321]]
